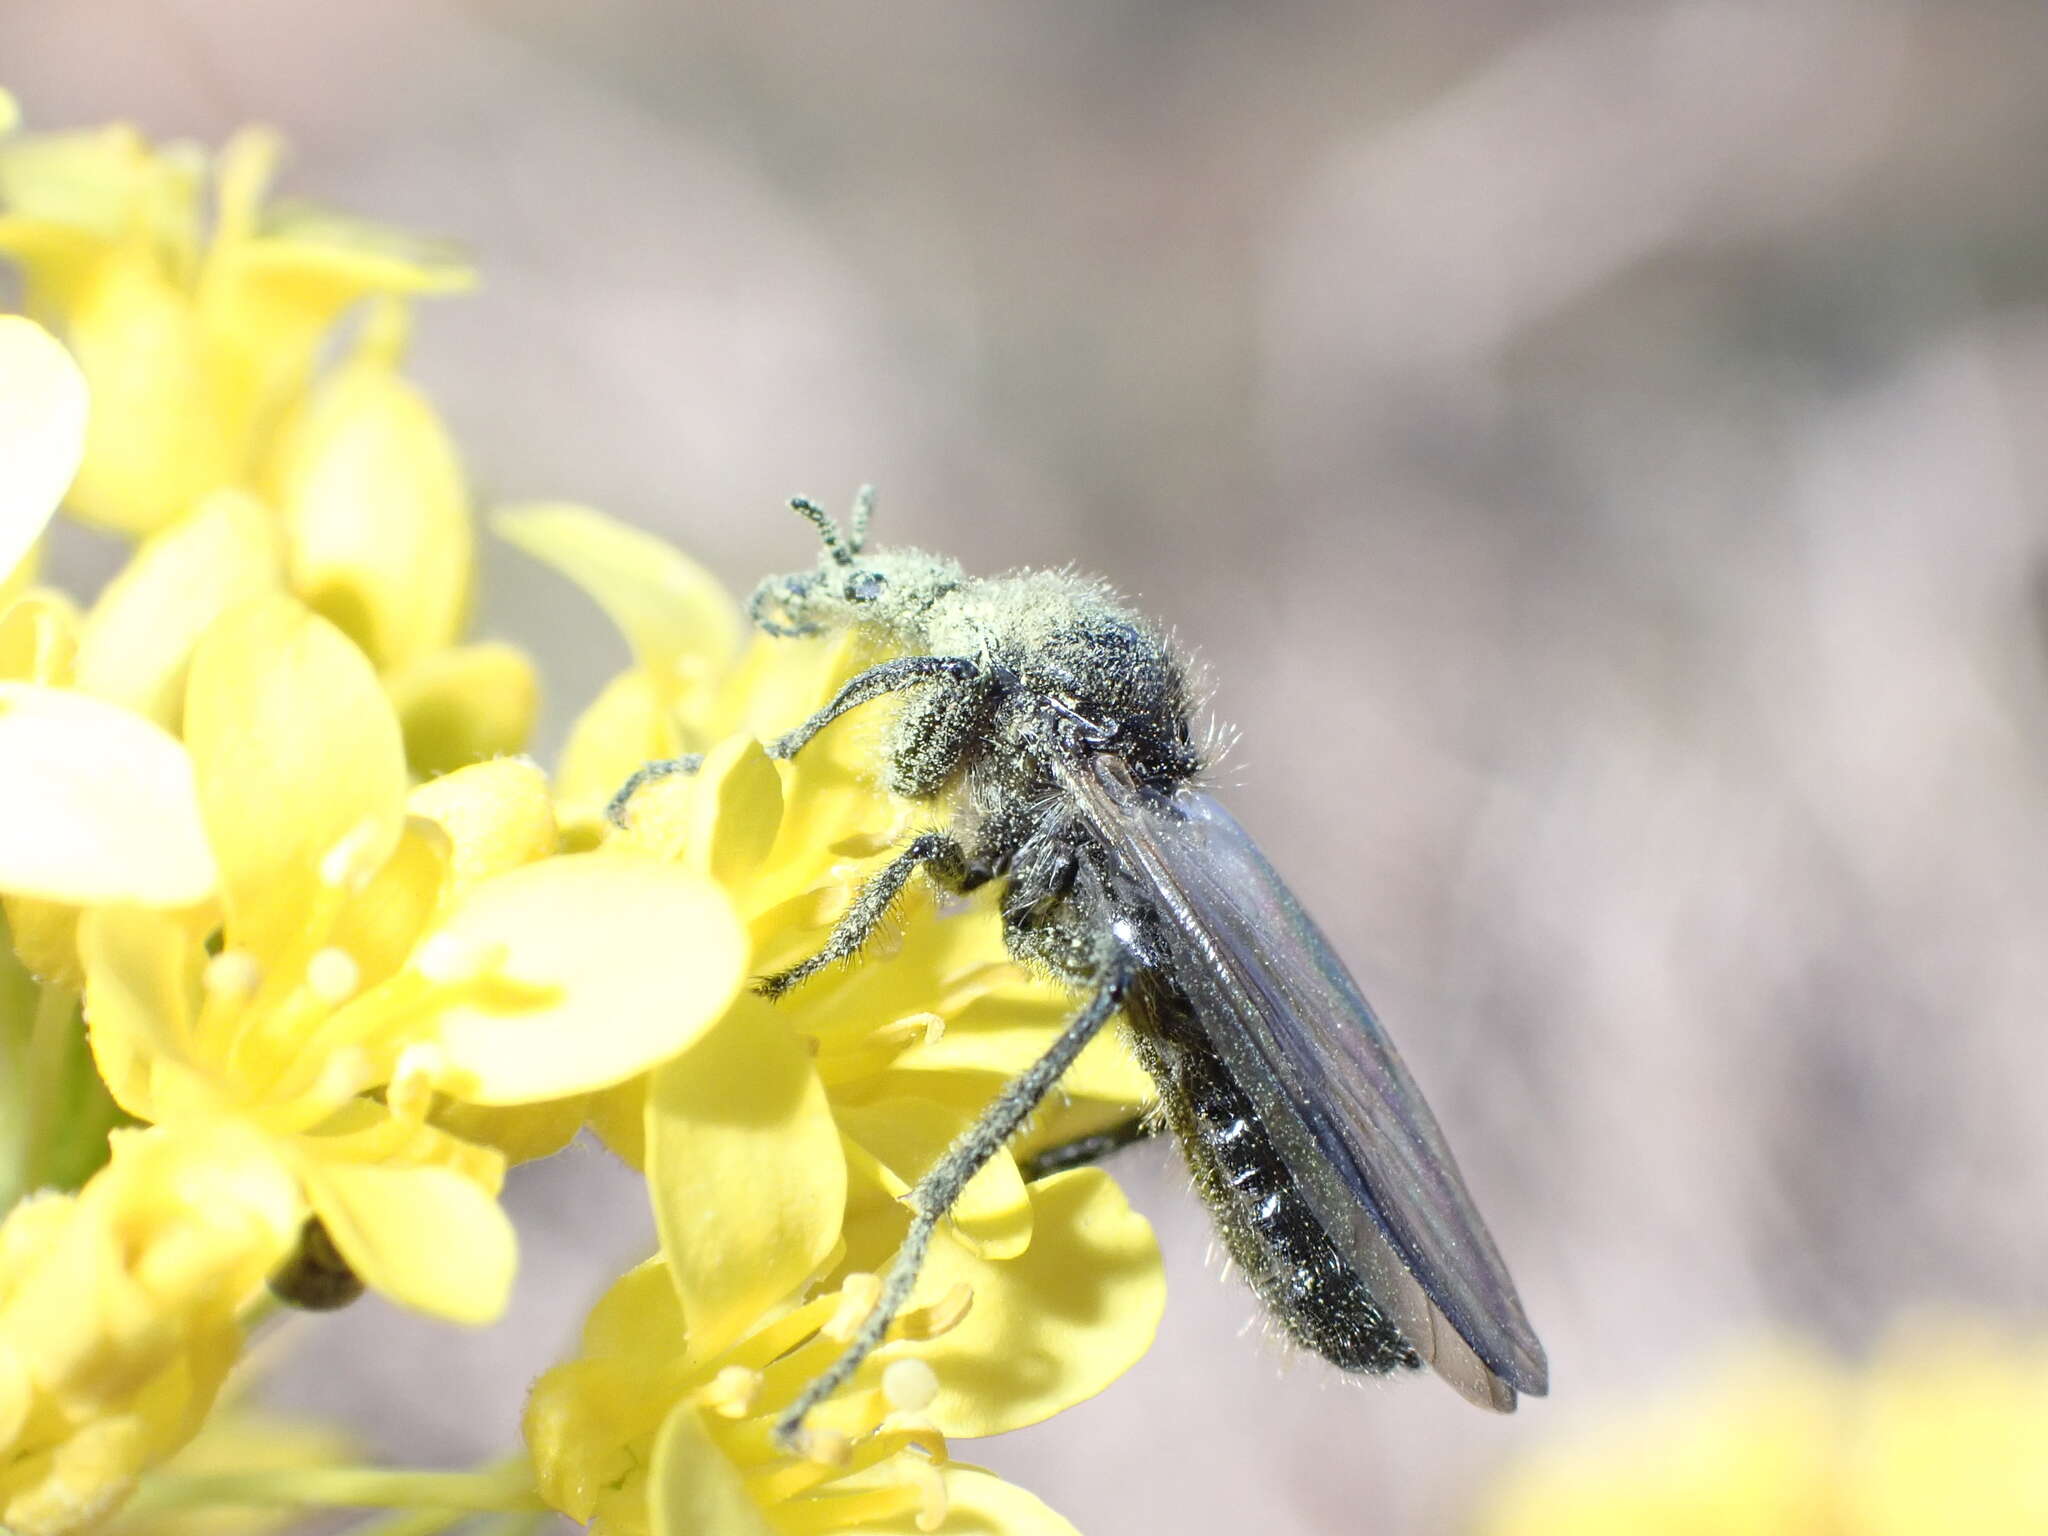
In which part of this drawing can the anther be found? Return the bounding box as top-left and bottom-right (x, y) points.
(305, 947), (360, 1005)
(202, 949), (263, 1001)
(387, 1042), (448, 1119)
(881, 1358), (939, 1415)
(825, 1274), (883, 1343)
(802, 1427), (852, 1467)
(699, 1365), (762, 1419)
(891, 1283), (974, 1343)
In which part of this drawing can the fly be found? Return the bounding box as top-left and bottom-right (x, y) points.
(612, 489), (1549, 1445)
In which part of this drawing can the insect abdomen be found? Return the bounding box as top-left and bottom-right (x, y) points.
(1125, 982), (1420, 1376)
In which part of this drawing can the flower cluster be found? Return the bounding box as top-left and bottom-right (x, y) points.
(0, 101), (1162, 1536)
(1479, 1324), (2048, 1536)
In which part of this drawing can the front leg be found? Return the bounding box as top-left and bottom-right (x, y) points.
(767, 655), (978, 761)
(756, 831), (980, 999)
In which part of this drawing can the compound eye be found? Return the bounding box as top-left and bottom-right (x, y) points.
(845, 571), (887, 603)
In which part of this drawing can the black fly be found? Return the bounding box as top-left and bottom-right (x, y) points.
(612, 489), (1548, 1446)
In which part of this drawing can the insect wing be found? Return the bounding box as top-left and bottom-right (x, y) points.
(1067, 758), (1548, 1409)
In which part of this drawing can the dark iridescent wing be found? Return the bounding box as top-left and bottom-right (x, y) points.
(1064, 756), (1548, 1409)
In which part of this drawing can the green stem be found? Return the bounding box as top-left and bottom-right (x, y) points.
(22, 984), (75, 1188)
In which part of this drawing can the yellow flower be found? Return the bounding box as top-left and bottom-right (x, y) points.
(2, 595), (748, 1325)
(0, 313), (87, 587)
(1477, 1324), (2048, 1536)
(0, 1122), (303, 1536)
(495, 502), (741, 830)
(527, 1167), (1161, 1536)
(0, 118), (466, 536)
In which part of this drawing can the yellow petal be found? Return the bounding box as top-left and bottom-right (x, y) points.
(296, 1156), (514, 1324)
(839, 1463), (1082, 1536)
(837, 1097), (1031, 1261)
(0, 315), (88, 580)
(557, 669), (683, 813)
(63, 250), (239, 536)
(388, 642), (539, 779)
(267, 307), (472, 671)
(324, 815), (450, 995)
(648, 1401), (777, 1536)
(407, 758), (557, 892)
(495, 504), (740, 688)
(647, 994), (845, 1364)
(587, 1075), (647, 1170)
(0, 590), (81, 685)
(184, 597), (407, 958)
(0, 684), (217, 906)
(865, 1169), (1164, 1438)
(622, 736), (783, 891)
(431, 1094), (590, 1167)
(894, 1004), (1155, 1111)
(424, 853), (748, 1104)
(76, 907), (218, 1122)
(73, 490), (284, 729)
(3, 894), (82, 990)
(235, 203), (473, 308)
(0, 90), (17, 135)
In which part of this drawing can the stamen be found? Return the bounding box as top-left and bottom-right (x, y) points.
(698, 1366), (761, 1420)
(318, 817), (388, 891)
(881, 1358), (939, 1415)
(203, 948), (264, 1001)
(890, 1284), (974, 1343)
(908, 1456), (949, 1533)
(387, 1042), (449, 1120)
(305, 947), (360, 1005)
(802, 1427), (852, 1467)
(873, 1012), (945, 1049)
(824, 1275), (883, 1343)
(313, 1046), (374, 1105)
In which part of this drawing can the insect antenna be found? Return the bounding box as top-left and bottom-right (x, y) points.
(790, 496), (856, 566)
(848, 484), (875, 553)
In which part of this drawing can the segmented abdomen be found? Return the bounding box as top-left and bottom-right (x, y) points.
(1125, 978), (1419, 1376)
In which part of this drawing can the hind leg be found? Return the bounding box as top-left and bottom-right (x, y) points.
(774, 954), (1133, 1451)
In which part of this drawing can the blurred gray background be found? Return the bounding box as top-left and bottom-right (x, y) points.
(10, 2), (2048, 1532)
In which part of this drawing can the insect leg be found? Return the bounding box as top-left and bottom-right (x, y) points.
(756, 831), (974, 999)
(1018, 1113), (1159, 1181)
(606, 753), (706, 829)
(765, 655), (978, 760)
(774, 954), (1134, 1452)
